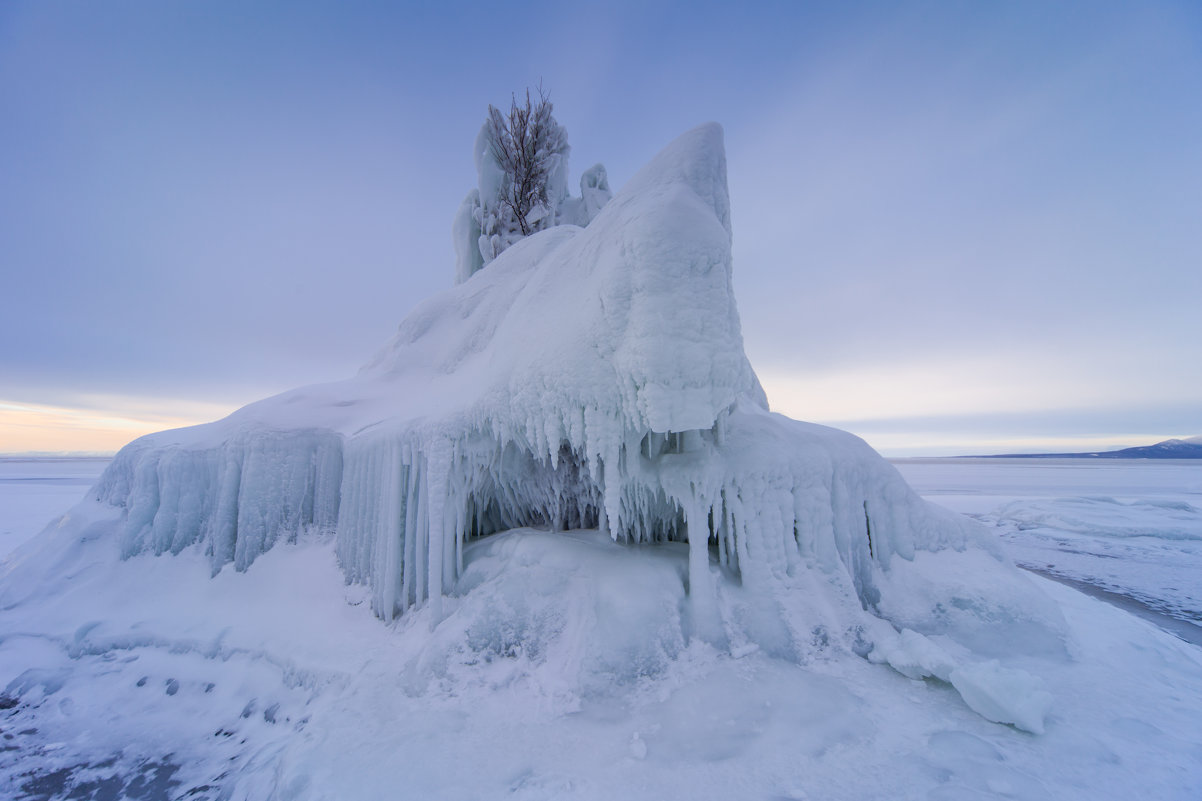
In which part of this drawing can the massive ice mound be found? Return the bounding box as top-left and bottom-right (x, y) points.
(81, 123), (1064, 731)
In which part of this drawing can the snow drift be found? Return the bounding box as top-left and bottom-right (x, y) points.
(67, 123), (1064, 731)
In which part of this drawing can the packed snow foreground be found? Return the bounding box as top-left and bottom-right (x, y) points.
(3, 125), (1200, 800)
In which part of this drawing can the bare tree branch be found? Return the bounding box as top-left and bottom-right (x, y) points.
(487, 87), (564, 237)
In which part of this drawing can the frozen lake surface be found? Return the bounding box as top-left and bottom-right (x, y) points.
(893, 458), (1202, 642)
(891, 457), (1202, 516)
(0, 458), (110, 559)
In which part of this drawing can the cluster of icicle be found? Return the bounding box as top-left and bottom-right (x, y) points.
(96, 393), (964, 640)
(97, 430), (343, 570)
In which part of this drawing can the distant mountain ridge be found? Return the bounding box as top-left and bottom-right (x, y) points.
(974, 436), (1202, 459)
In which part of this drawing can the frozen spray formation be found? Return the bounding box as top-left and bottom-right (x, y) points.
(90, 124), (1062, 732)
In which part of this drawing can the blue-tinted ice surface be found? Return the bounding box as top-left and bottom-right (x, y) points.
(895, 458), (1202, 634)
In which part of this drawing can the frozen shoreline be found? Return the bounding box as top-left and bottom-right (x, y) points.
(893, 456), (1202, 646)
(1020, 565), (1202, 647)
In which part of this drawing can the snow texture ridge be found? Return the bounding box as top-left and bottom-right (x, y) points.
(66, 123), (1064, 733)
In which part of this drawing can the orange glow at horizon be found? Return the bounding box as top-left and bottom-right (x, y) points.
(0, 398), (239, 453)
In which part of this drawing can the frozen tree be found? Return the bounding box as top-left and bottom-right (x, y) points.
(486, 88), (569, 237)
(466, 88), (570, 273)
(453, 90), (610, 284)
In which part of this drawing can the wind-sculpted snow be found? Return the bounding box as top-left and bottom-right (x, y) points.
(62, 123), (1066, 733)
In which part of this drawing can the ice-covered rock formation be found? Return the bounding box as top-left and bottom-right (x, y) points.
(83, 123), (1064, 732)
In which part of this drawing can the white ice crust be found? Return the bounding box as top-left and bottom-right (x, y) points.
(74, 123), (1066, 732)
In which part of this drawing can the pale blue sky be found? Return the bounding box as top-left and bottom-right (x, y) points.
(2, 1), (1199, 455)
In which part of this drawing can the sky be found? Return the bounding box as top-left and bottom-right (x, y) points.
(2, 0), (1199, 457)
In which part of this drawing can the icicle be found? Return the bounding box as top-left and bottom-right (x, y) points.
(212, 450), (241, 570)
(364, 443), (383, 581)
(424, 438), (452, 622)
(347, 446), (366, 578)
(863, 500), (875, 560)
(455, 496), (465, 578)
(379, 443), (405, 621)
(781, 489), (801, 574)
(685, 489), (722, 644)
(415, 458), (427, 605)
(403, 448), (419, 608)
(444, 479), (460, 589)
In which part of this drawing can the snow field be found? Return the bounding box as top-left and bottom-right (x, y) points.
(3, 509), (1200, 799)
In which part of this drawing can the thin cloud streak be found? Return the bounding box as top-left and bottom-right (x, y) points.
(0, 397), (238, 454)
